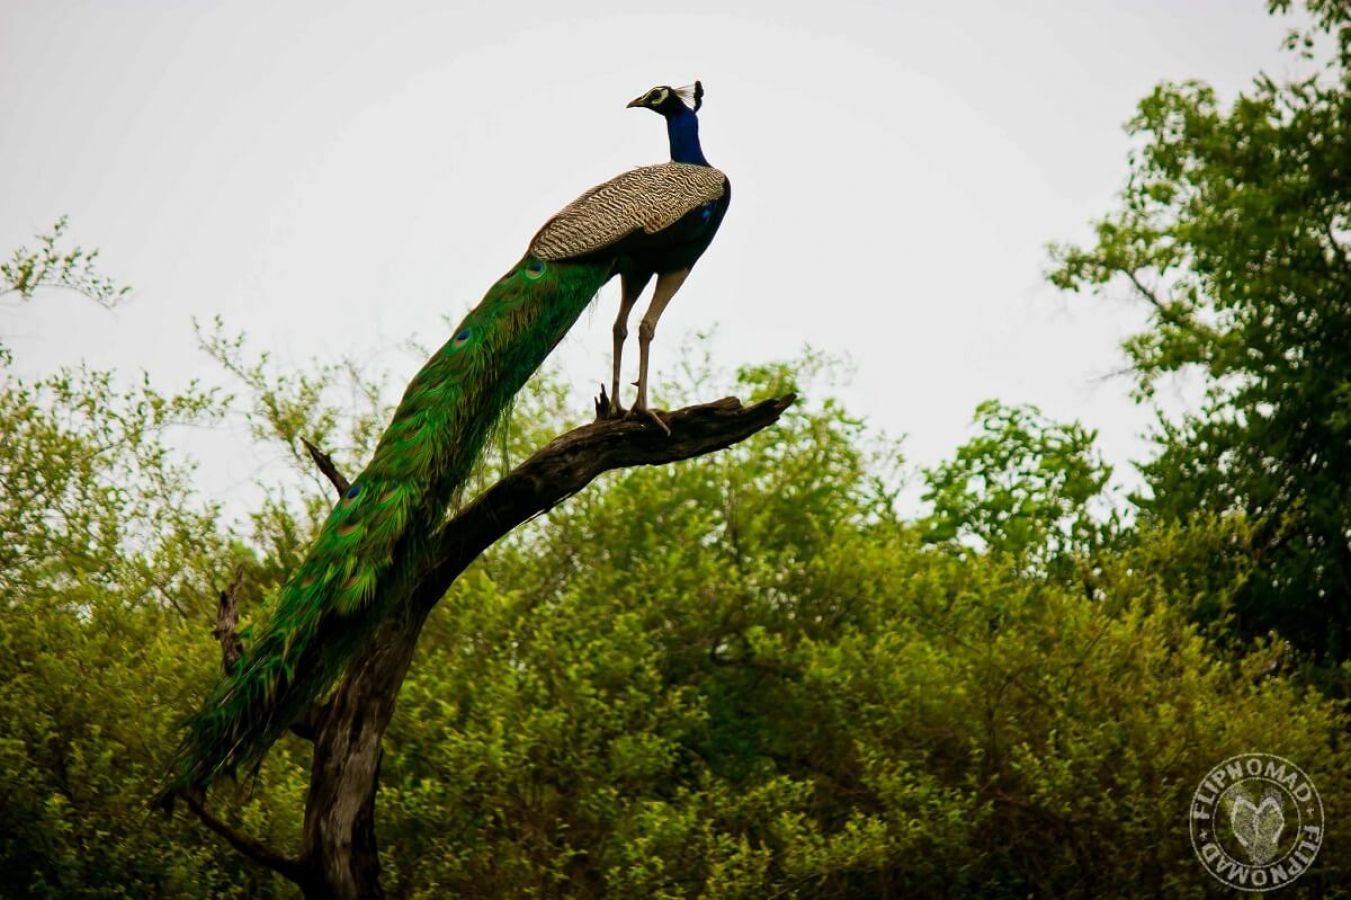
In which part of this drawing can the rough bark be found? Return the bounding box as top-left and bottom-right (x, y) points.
(205, 395), (794, 898)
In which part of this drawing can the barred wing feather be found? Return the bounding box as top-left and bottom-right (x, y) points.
(529, 162), (727, 261)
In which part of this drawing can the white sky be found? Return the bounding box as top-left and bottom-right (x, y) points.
(0, 0), (1307, 516)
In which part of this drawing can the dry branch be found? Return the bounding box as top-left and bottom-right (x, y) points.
(183, 791), (308, 886)
(197, 395), (794, 898)
(301, 437), (351, 496)
(212, 566), (245, 674)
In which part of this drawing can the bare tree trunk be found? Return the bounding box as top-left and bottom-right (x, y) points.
(300, 618), (410, 899)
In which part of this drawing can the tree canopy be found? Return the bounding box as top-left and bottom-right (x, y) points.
(1050, 0), (1351, 665)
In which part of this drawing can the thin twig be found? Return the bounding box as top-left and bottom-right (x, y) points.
(182, 791), (308, 885)
(1123, 269), (1163, 309)
(150, 576), (193, 622)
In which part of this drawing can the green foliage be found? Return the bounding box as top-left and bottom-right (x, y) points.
(0, 352), (304, 897)
(1049, 1), (1351, 662)
(370, 371), (1349, 897)
(0, 365), (230, 605)
(0, 216), (129, 308)
(6, 10), (1351, 889)
(921, 400), (1114, 570)
(0, 216), (131, 364)
(6, 307), (1347, 895)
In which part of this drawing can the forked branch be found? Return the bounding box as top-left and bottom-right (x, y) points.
(197, 395), (797, 899)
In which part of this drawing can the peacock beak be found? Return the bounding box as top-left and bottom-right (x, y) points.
(626, 95), (646, 109)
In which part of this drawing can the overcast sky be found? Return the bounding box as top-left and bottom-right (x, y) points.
(0, 0), (1308, 516)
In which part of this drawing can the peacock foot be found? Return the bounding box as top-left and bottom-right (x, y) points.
(626, 404), (671, 436)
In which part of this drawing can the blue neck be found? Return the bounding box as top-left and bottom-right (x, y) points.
(666, 108), (709, 166)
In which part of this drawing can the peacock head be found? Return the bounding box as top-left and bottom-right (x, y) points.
(627, 81), (703, 117)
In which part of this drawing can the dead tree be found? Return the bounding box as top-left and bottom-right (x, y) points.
(184, 395), (795, 898)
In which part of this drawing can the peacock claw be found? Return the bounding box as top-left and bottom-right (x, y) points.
(627, 405), (671, 436)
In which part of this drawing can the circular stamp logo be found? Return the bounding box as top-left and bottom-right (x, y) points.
(1190, 753), (1324, 892)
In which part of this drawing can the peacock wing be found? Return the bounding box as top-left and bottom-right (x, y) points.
(529, 162), (727, 261)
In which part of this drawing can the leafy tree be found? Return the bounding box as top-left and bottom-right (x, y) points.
(0, 221), (303, 896)
(921, 399), (1115, 573)
(0, 216), (128, 308)
(0, 216), (130, 365)
(1049, 0), (1351, 662)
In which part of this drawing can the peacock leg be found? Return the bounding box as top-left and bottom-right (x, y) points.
(632, 267), (690, 432)
(609, 271), (650, 417)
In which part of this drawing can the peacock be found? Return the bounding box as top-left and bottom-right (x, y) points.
(156, 81), (730, 803)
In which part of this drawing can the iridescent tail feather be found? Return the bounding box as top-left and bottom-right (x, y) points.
(156, 256), (611, 803)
